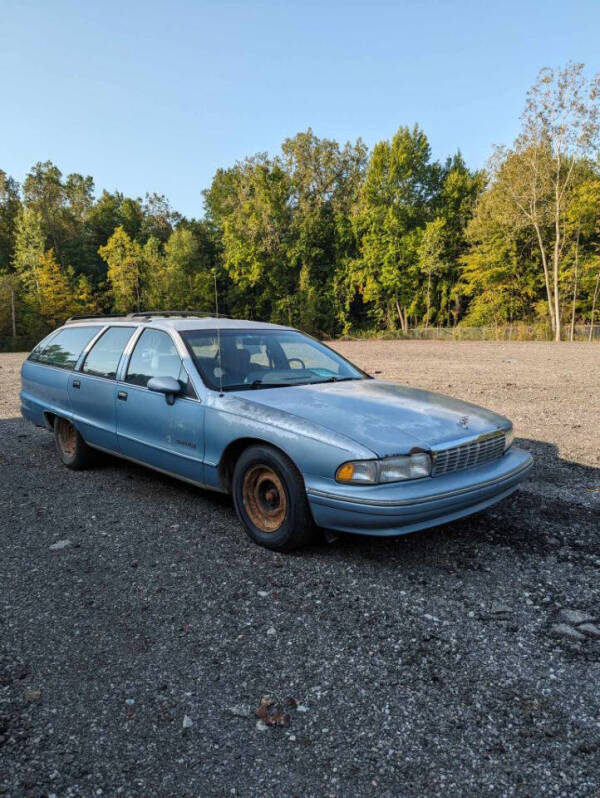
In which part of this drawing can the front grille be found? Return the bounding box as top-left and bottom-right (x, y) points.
(431, 432), (505, 477)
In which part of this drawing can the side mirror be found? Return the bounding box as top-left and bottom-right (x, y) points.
(147, 376), (182, 405)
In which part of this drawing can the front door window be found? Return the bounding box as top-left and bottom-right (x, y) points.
(125, 328), (194, 397)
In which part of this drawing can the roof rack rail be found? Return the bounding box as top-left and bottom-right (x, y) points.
(125, 310), (231, 319)
(65, 310), (235, 324)
(65, 313), (126, 323)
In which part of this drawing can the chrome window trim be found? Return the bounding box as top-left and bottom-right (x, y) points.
(23, 361), (82, 377)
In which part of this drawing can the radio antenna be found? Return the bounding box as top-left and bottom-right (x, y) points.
(214, 270), (223, 395)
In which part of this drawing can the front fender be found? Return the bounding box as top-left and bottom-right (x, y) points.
(202, 393), (376, 489)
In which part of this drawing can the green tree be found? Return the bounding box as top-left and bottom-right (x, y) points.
(37, 249), (74, 328)
(351, 125), (439, 331)
(163, 227), (199, 307)
(563, 177), (600, 338)
(140, 193), (179, 243)
(206, 155), (294, 322)
(492, 63), (600, 340)
(436, 154), (484, 323)
(12, 207), (45, 299)
(417, 218), (447, 327)
(0, 171), (21, 272)
(282, 129), (366, 333)
(0, 273), (19, 339)
(22, 161), (65, 258)
(98, 226), (143, 312)
(459, 181), (540, 326)
(73, 274), (100, 317)
(140, 236), (167, 309)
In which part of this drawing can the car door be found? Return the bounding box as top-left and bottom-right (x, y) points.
(68, 325), (136, 451)
(116, 327), (205, 484)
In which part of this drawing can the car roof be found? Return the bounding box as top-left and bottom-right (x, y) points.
(63, 315), (293, 332)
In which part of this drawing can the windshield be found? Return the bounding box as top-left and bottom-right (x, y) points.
(181, 328), (367, 391)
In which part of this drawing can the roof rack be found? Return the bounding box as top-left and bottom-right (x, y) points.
(65, 310), (233, 324)
(125, 310), (232, 319)
(65, 313), (126, 323)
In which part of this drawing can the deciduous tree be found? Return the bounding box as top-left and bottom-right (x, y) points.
(492, 63), (600, 339)
(98, 226), (143, 312)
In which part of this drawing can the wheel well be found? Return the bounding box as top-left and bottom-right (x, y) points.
(43, 411), (56, 430)
(218, 437), (286, 492)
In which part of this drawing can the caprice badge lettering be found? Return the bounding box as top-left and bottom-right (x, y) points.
(176, 439), (197, 449)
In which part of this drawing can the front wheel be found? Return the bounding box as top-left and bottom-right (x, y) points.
(54, 417), (94, 470)
(232, 445), (316, 551)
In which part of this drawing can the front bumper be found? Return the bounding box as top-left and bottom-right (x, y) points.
(306, 447), (533, 536)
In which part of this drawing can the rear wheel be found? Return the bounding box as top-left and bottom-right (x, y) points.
(232, 445), (316, 551)
(54, 417), (94, 470)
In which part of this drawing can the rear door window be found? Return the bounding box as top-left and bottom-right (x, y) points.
(81, 326), (135, 379)
(31, 326), (103, 370)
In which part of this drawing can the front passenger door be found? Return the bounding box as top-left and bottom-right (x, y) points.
(116, 328), (205, 483)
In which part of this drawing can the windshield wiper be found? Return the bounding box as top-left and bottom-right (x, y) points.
(306, 376), (358, 385)
(249, 379), (299, 389)
(222, 380), (297, 391)
(223, 376), (360, 392)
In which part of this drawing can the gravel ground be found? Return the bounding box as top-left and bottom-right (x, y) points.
(1, 342), (599, 798)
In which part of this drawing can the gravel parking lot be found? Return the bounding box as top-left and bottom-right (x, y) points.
(1, 341), (599, 798)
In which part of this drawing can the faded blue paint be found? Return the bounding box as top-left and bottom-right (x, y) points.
(20, 317), (533, 537)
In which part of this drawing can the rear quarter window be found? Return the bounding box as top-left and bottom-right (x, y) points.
(30, 326), (103, 370)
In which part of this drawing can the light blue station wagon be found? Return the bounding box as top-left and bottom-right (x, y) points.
(20, 312), (533, 551)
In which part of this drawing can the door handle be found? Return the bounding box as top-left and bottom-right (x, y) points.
(72, 379), (80, 389)
(117, 391), (128, 401)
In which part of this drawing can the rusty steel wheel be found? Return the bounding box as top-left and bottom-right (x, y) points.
(233, 445), (316, 551)
(53, 416), (93, 469)
(56, 418), (77, 458)
(242, 465), (288, 533)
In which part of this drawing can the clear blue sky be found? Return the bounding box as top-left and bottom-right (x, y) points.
(1, 0), (597, 218)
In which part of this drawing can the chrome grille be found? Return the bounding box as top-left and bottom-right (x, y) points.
(432, 432), (505, 477)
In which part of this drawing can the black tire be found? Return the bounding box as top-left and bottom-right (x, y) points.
(232, 445), (316, 551)
(53, 417), (94, 470)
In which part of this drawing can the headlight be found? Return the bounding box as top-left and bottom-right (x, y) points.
(504, 427), (515, 451)
(336, 453), (432, 484)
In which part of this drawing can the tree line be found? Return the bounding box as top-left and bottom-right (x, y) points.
(1, 62), (599, 346)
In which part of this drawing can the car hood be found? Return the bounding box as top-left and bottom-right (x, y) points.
(237, 379), (509, 457)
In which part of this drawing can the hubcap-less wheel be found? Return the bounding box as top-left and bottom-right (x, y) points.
(56, 418), (77, 459)
(242, 465), (287, 533)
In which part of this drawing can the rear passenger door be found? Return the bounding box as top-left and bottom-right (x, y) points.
(116, 328), (205, 483)
(68, 326), (136, 451)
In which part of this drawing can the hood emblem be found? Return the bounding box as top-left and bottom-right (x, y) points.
(458, 416), (470, 429)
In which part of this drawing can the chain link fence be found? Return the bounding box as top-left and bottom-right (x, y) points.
(339, 324), (600, 342)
